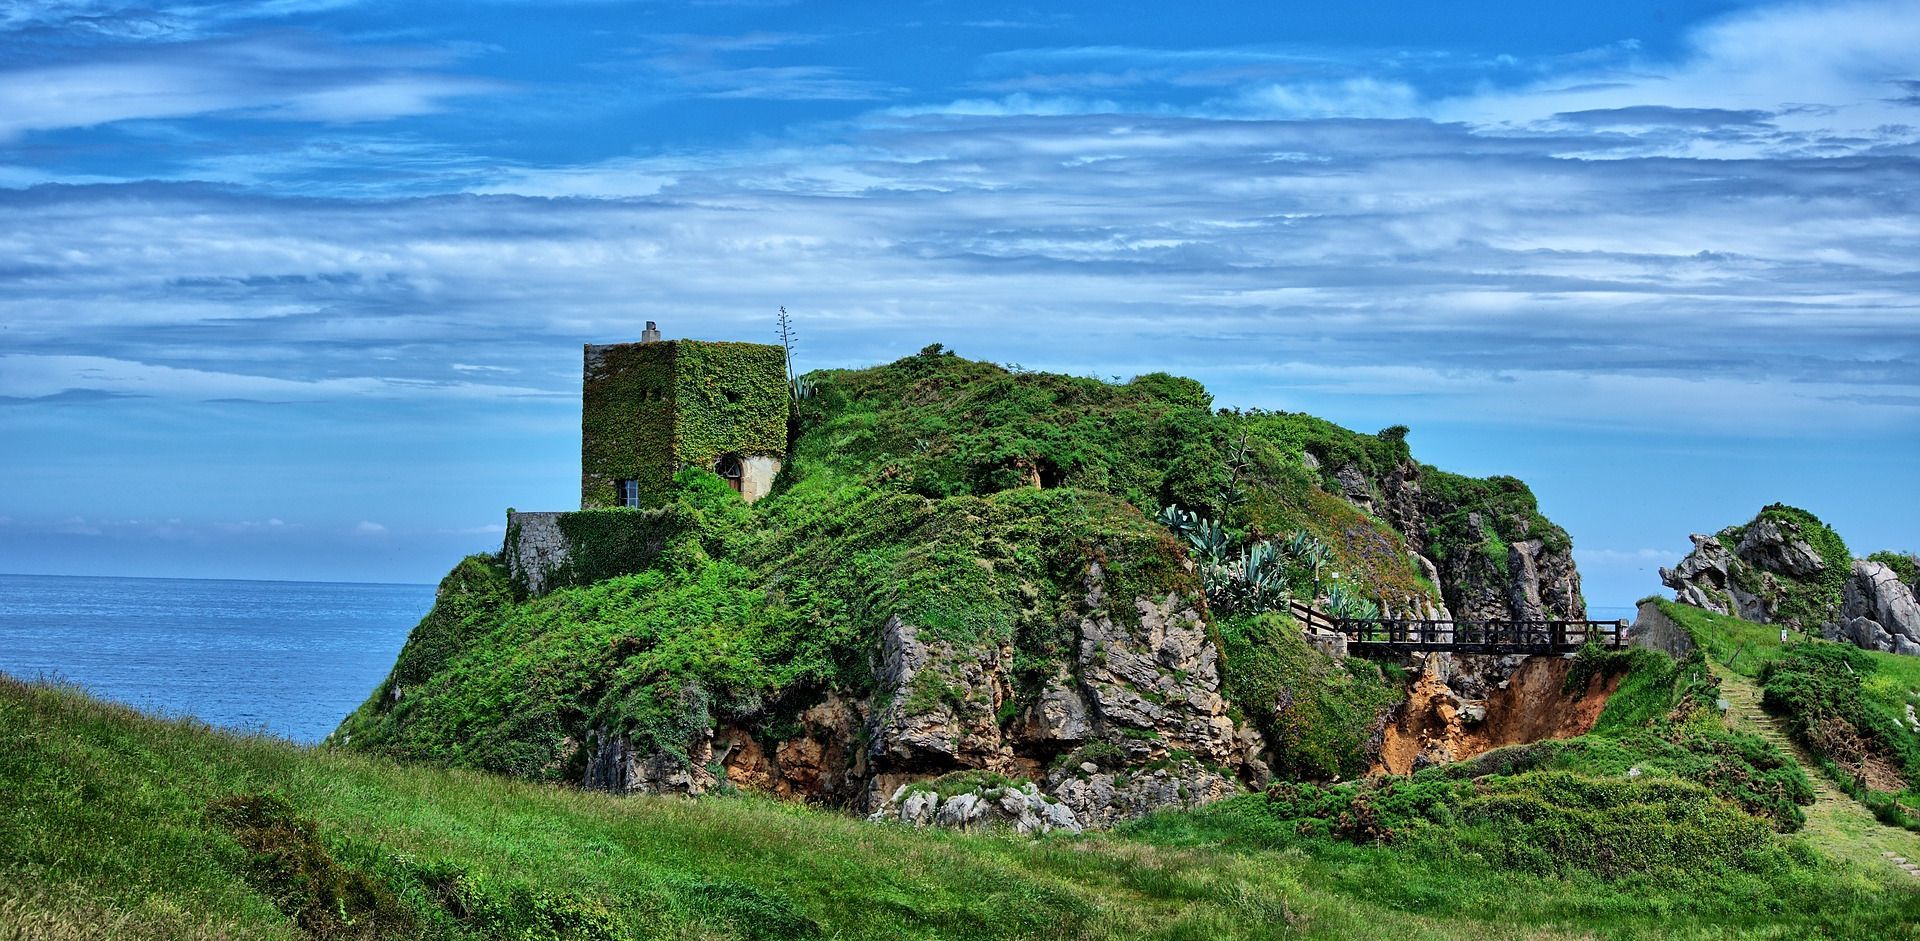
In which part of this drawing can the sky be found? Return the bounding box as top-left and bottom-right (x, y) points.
(0, 0), (1915, 608)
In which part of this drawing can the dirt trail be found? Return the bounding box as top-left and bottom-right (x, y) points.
(1711, 664), (1920, 881)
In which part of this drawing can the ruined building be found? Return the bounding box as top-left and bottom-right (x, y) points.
(504, 322), (789, 595)
(580, 323), (788, 507)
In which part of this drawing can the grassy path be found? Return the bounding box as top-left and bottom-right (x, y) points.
(1712, 663), (1920, 879)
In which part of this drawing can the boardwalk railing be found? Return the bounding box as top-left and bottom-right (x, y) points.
(1330, 616), (1629, 655)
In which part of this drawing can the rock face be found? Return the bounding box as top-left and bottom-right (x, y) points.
(1367, 460), (1584, 622)
(1839, 560), (1920, 656)
(859, 563), (1241, 826)
(583, 695), (868, 802)
(586, 561), (1247, 827)
(870, 778), (1082, 835)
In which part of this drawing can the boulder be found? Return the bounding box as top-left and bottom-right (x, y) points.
(1844, 560), (1920, 644)
(870, 779), (1082, 835)
(1844, 616), (1894, 653)
(1736, 517), (1827, 579)
(1627, 600), (1697, 660)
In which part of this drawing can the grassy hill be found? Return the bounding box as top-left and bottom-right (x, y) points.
(332, 348), (1581, 798)
(5, 674), (1919, 941)
(1654, 599), (1920, 830)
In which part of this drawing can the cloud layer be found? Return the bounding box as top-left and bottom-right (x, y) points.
(0, 0), (1916, 588)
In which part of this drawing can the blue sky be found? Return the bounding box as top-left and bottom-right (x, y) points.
(0, 0), (1916, 608)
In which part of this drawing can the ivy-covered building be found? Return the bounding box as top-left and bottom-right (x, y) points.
(504, 324), (788, 596)
(579, 327), (788, 508)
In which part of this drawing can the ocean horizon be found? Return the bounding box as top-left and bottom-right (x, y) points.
(0, 572), (435, 744)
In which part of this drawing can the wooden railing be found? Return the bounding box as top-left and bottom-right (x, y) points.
(1332, 617), (1630, 654)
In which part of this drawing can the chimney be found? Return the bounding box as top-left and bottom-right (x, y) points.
(641, 321), (661, 343)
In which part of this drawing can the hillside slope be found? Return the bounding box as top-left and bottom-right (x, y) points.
(6, 676), (1918, 941)
(334, 348), (1586, 819)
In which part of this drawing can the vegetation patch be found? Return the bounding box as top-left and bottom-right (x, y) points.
(206, 793), (416, 939)
(1216, 612), (1402, 780)
(1761, 642), (1920, 826)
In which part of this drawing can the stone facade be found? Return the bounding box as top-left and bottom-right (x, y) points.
(503, 511), (568, 597)
(579, 334), (788, 509)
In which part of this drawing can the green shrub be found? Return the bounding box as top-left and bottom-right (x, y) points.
(1260, 769), (1792, 879)
(1761, 643), (1920, 797)
(1216, 613), (1401, 780)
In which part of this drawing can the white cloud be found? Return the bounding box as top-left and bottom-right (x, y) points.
(0, 33), (502, 139)
(354, 520), (386, 535)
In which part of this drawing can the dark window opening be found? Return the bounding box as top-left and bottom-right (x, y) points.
(714, 454), (743, 493)
(617, 479), (641, 507)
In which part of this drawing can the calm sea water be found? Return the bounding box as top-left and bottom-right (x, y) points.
(0, 573), (433, 744)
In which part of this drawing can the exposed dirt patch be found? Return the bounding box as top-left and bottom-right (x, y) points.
(1373, 654), (1621, 775)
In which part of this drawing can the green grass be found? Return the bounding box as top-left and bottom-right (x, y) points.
(1656, 597), (1920, 832)
(1651, 599), (1788, 678)
(8, 676), (1919, 940)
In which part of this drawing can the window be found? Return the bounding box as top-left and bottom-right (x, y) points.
(714, 455), (743, 493)
(617, 479), (640, 507)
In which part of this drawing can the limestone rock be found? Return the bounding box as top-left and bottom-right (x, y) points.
(1045, 761), (1238, 829)
(1737, 518), (1828, 580)
(868, 615), (1010, 768)
(1845, 560), (1920, 646)
(870, 779), (1082, 835)
(1661, 534), (1736, 616)
(1074, 567), (1236, 766)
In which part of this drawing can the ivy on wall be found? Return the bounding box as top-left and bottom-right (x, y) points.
(507, 507), (695, 598)
(580, 340), (789, 509)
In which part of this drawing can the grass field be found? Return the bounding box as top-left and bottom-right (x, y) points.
(4, 675), (1919, 940)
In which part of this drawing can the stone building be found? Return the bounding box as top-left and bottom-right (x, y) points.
(579, 322), (788, 508)
(504, 322), (789, 596)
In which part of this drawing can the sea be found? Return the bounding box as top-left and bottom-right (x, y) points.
(0, 572), (1642, 746)
(0, 573), (434, 744)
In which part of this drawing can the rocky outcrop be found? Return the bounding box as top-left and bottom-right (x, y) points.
(584, 695), (869, 802)
(868, 616), (1013, 769)
(822, 562), (1242, 826)
(1661, 508), (1838, 631)
(1660, 506), (1919, 655)
(1839, 560), (1920, 656)
(583, 726), (718, 795)
(1372, 460), (1585, 623)
(870, 777), (1083, 834)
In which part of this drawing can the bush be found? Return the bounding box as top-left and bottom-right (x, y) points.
(1216, 613), (1401, 780)
(1261, 769), (1793, 879)
(1761, 643), (1920, 796)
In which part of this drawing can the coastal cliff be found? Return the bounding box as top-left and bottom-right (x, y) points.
(334, 347), (1592, 825)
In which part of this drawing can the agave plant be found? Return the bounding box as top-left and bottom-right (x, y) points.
(1279, 530), (1333, 598)
(1185, 517), (1231, 569)
(1157, 504), (1199, 539)
(1326, 583), (1380, 622)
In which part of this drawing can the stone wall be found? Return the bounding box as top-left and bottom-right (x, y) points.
(504, 511), (570, 597)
